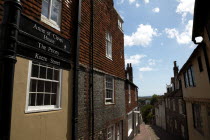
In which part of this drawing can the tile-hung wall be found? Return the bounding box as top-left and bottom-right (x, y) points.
(76, 0), (126, 139)
(0, 0), (77, 140)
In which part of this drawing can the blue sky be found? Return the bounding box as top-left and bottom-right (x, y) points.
(114, 0), (196, 96)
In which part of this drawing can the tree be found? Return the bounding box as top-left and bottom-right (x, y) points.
(141, 104), (153, 124)
(150, 94), (158, 105)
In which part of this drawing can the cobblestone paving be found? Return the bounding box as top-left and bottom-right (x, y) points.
(134, 123), (183, 140)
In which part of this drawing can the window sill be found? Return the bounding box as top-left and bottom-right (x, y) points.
(105, 102), (115, 105)
(128, 129), (133, 136)
(106, 56), (113, 61)
(118, 27), (124, 33)
(25, 107), (62, 114)
(41, 15), (61, 31)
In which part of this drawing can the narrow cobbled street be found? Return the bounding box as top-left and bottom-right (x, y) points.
(134, 123), (183, 140)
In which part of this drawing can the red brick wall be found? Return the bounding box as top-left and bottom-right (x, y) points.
(125, 82), (138, 113)
(0, 0), (78, 60)
(79, 0), (125, 79)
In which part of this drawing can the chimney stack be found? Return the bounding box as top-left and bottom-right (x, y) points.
(125, 63), (133, 82)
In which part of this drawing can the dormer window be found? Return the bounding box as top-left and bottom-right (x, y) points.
(118, 19), (123, 30)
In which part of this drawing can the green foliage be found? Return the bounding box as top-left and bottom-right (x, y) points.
(150, 94), (158, 105)
(141, 104), (153, 124)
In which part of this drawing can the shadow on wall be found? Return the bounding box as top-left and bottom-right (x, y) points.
(150, 125), (184, 140)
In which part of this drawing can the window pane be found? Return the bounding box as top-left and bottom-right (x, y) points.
(51, 7), (59, 23)
(37, 80), (45, 92)
(44, 94), (51, 105)
(188, 69), (193, 86)
(45, 81), (52, 92)
(29, 93), (36, 106)
(54, 70), (59, 81)
(52, 82), (58, 93)
(51, 94), (57, 105)
(191, 67), (196, 86)
(30, 79), (37, 92)
(47, 68), (53, 80)
(52, 0), (61, 9)
(40, 66), (46, 79)
(36, 93), (44, 106)
(41, 0), (50, 17)
(31, 64), (39, 77)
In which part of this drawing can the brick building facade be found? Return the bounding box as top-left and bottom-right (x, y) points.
(76, 0), (126, 139)
(125, 63), (140, 140)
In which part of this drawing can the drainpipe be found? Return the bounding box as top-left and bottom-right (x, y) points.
(202, 43), (210, 83)
(72, 0), (82, 139)
(90, 0), (94, 139)
(0, 1), (22, 140)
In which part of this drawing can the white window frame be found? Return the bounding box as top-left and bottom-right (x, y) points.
(107, 125), (115, 140)
(135, 109), (138, 126)
(128, 84), (131, 104)
(128, 111), (133, 136)
(25, 61), (62, 113)
(116, 121), (123, 140)
(105, 76), (114, 104)
(118, 19), (123, 31)
(41, 0), (62, 31)
(106, 32), (112, 60)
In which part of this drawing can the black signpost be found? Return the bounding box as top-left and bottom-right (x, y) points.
(17, 15), (71, 70)
(0, 1), (22, 140)
(0, 1), (71, 140)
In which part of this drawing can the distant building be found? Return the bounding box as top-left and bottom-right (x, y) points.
(155, 96), (166, 130)
(155, 62), (188, 139)
(125, 63), (140, 140)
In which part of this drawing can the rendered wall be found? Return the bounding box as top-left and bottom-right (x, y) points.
(10, 57), (73, 140)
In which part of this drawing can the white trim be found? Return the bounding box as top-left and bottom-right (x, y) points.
(41, 15), (61, 31)
(105, 76), (114, 104)
(105, 32), (112, 60)
(25, 61), (63, 113)
(25, 61), (32, 112)
(25, 107), (62, 114)
(41, 0), (62, 31)
(107, 125), (115, 140)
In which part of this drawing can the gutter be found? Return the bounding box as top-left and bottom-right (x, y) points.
(72, 0), (82, 139)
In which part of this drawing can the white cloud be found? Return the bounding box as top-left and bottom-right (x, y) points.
(125, 54), (147, 65)
(143, 0), (149, 4)
(152, 7), (160, 13)
(148, 59), (156, 66)
(176, 0), (195, 22)
(129, 0), (136, 4)
(125, 24), (158, 47)
(136, 3), (140, 8)
(117, 0), (125, 4)
(165, 20), (193, 44)
(139, 67), (153, 72)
